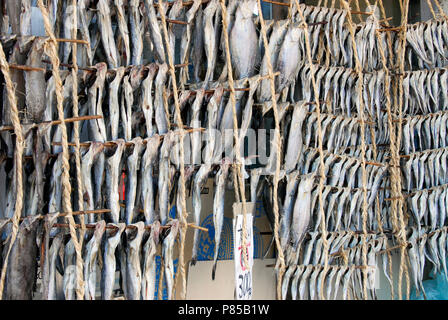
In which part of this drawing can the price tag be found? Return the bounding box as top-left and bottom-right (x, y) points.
(233, 203), (254, 300)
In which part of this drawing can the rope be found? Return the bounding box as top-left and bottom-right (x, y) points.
(426, 0), (437, 19)
(0, 45), (25, 301)
(219, 0), (250, 275)
(256, 0), (285, 300)
(37, 0), (84, 300)
(433, 0), (448, 19)
(157, 0), (188, 300)
(71, 0), (87, 262)
(293, 1), (330, 300)
(374, 24), (397, 301)
(396, 0), (411, 300)
(340, 0), (370, 300)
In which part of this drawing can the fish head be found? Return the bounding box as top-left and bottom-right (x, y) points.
(152, 221), (161, 245)
(21, 214), (42, 232)
(94, 220), (106, 239)
(237, 0), (257, 20)
(146, 63), (159, 79)
(95, 62), (108, 80)
(130, 66), (146, 89)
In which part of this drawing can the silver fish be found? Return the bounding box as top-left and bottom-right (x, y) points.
(258, 20), (289, 102)
(276, 24), (304, 96)
(141, 135), (162, 225)
(41, 213), (60, 300)
(142, 221), (161, 300)
(125, 222), (145, 300)
(97, 0), (119, 68)
(24, 38), (46, 123)
(230, 0), (258, 79)
(114, 0), (131, 66)
(159, 132), (175, 226)
(106, 140), (125, 224)
(144, 0), (166, 63)
(63, 239), (76, 300)
(88, 63), (108, 143)
(126, 138), (145, 224)
(46, 232), (64, 300)
(163, 219), (179, 300)
(82, 143), (104, 223)
(79, 0), (94, 65)
(109, 67), (126, 141)
(290, 173), (315, 251)
(84, 221), (106, 300)
(202, 0), (219, 86)
(101, 223), (126, 300)
(212, 161), (231, 280)
(179, 0), (202, 86)
(154, 64), (169, 135)
(284, 103), (308, 173)
(280, 170), (300, 252)
(141, 64), (158, 138)
(129, 0), (145, 66)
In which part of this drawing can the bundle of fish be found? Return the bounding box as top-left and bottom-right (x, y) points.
(289, 4), (392, 72)
(404, 18), (448, 71)
(407, 226), (448, 299)
(302, 112), (390, 152)
(402, 67), (448, 115)
(407, 184), (448, 231)
(0, 214), (180, 300)
(280, 231), (388, 300)
(294, 65), (388, 121)
(402, 111), (448, 154)
(402, 147), (448, 191)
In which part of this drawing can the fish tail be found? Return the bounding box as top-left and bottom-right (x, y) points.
(212, 261), (217, 281)
(190, 257), (197, 266)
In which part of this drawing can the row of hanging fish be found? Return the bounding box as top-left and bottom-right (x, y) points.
(402, 147), (448, 191)
(403, 67), (448, 115)
(402, 111), (448, 153)
(0, 215), (180, 300)
(407, 183), (448, 231)
(280, 230), (388, 300)
(407, 226), (448, 299)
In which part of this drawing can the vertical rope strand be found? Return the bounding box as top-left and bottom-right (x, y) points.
(256, 0), (285, 300)
(396, 0), (411, 300)
(71, 0), (86, 256)
(37, 0), (84, 300)
(341, 0), (370, 300)
(0, 43), (25, 300)
(219, 0), (250, 274)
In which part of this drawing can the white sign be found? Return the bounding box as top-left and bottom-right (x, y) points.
(233, 211), (254, 300)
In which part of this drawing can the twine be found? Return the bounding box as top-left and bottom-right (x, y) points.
(340, 0), (371, 300)
(0, 44), (25, 300)
(256, 0), (285, 300)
